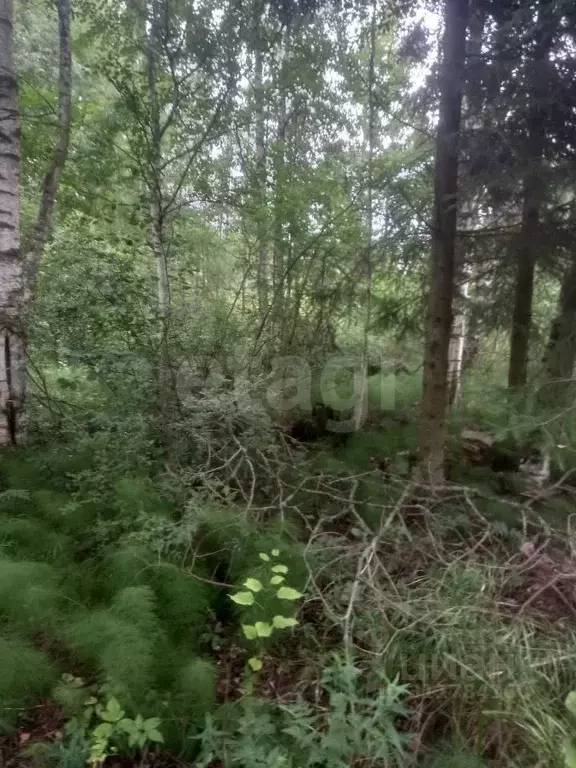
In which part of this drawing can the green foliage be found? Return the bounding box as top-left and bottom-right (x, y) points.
(0, 559), (62, 635)
(54, 677), (163, 765)
(564, 692), (576, 767)
(0, 634), (57, 729)
(197, 656), (412, 767)
(86, 697), (163, 764)
(0, 472), (219, 754)
(229, 550), (303, 674)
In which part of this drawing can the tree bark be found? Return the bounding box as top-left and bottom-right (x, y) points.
(144, 0), (179, 443)
(507, 14), (552, 390)
(146, 0), (171, 320)
(419, 0), (469, 483)
(354, 0), (376, 430)
(539, 253), (576, 403)
(507, 174), (541, 389)
(24, 0), (72, 294)
(447, 1), (483, 407)
(0, 0), (26, 444)
(254, 6), (268, 321)
(447, 275), (468, 405)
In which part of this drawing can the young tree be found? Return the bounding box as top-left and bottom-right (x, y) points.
(24, 0), (72, 294)
(419, 0), (469, 482)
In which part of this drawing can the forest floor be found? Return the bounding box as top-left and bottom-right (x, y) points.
(1, 413), (576, 767)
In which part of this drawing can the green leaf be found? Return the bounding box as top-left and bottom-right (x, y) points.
(144, 718), (163, 743)
(229, 591), (255, 606)
(271, 564), (288, 574)
(259, 553), (270, 562)
(255, 621), (273, 637)
(242, 624), (258, 640)
(92, 722), (113, 740)
(272, 615), (298, 629)
(271, 549), (280, 557)
(243, 578), (263, 592)
(277, 586), (303, 600)
(248, 657), (263, 671)
(567, 691), (576, 717)
(100, 697), (124, 722)
(563, 739), (576, 768)
(270, 575), (285, 585)
(118, 719), (138, 736)
(146, 728), (164, 744)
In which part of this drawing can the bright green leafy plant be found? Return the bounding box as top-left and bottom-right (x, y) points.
(54, 675), (163, 766)
(229, 549), (302, 672)
(87, 697), (163, 765)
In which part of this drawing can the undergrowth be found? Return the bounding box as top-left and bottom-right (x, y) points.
(2, 400), (576, 767)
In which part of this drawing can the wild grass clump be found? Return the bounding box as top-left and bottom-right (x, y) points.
(302, 473), (576, 767)
(379, 563), (575, 765)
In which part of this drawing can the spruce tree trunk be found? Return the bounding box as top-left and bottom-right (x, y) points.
(540, 254), (576, 403)
(508, 175), (541, 388)
(507, 18), (551, 390)
(419, 0), (469, 483)
(0, 0), (26, 444)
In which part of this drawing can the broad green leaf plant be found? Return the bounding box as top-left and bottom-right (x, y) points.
(88, 697), (163, 765)
(229, 549), (302, 673)
(56, 674), (164, 766)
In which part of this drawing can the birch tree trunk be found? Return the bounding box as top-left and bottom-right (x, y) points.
(144, 0), (178, 437)
(272, 72), (286, 347)
(24, 0), (72, 295)
(146, 0), (171, 320)
(418, 0), (469, 482)
(447, 2), (483, 407)
(0, 0), (26, 444)
(254, 6), (268, 321)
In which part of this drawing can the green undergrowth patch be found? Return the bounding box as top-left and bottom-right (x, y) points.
(0, 450), (307, 757)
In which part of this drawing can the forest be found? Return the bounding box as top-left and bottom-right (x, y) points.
(0, 0), (576, 764)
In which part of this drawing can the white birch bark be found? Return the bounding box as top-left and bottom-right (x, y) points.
(0, 0), (26, 444)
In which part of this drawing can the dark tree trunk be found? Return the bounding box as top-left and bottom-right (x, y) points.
(539, 254), (576, 403)
(419, 0), (469, 483)
(507, 15), (552, 390)
(508, 175), (541, 388)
